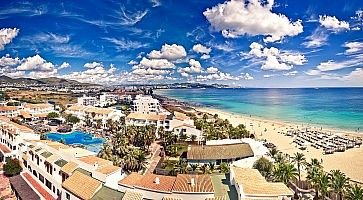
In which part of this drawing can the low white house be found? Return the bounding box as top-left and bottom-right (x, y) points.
(0, 106), (20, 118)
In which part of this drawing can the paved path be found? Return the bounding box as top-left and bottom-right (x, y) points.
(145, 142), (161, 174)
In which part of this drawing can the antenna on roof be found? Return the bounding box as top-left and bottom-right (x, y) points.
(190, 178), (195, 186)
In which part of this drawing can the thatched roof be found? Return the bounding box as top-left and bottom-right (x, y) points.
(187, 143), (254, 160)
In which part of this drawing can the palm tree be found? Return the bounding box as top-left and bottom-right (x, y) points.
(98, 143), (113, 160)
(330, 170), (350, 200)
(318, 173), (330, 199)
(208, 162), (215, 173)
(190, 164), (198, 173)
(201, 164), (209, 174)
(268, 147), (280, 161)
(273, 162), (298, 184)
(292, 152), (306, 182)
(307, 166), (324, 200)
(346, 184), (363, 200)
(220, 162), (230, 173)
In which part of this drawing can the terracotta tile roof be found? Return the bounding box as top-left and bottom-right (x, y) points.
(23, 172), (56, 200)
(118, 173), (144, 187)
(33, 113), (48, 118)
(135, 174), (176, 192)
(20, 111), (32, 118)
(174, 123), (197, 129)
(9, 174), (40, 200)
(231, 167), (293, 197)
(61, 161), (79, 175)
(24, 103), (53, 109)
(0, 116), (10, 121)
(122, 190), (143, 200)
(172, 174), (214, 193)
(0, 106), (17, 111)
(162, 197), (182, 200)
(78, 155), (113, 168)
(0, 117), (34, 133)
(96, 165), (121, 175)
(62, 171), (102, 200)
(0, 143), (11, 153)
(127, 112), (166, 121)
(187, 143), (254, 160)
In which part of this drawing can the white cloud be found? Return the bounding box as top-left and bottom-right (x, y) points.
(150, 0), (161, 7)
(206, 66), (219, 74)
(148, 44), (187, 60)
(118, 7), (148, 26)
(132, 68), (169, 76)
(84, 62), (103, 69)
(263, 74), (275, 78)
(319, 15), (350, 32)
(17, 55), (55, 72)
(248, 42), (306, 71)
(344, 42), (363, 54)
(33, 33), (70, 44)
(203, 0), (303, 42)
(342, 68), (363, 84)
(61, 64), (119, 84)
(59, 62), (70, 69)
(137, 57), (175, 69)
(283, 71), (298, 76)
(104, 37), (149, 50)
(200, 54), (211, 60)
(239, 72), (254, 80)
(192, 44), (211, 54)
(316, 59), (362, 72)
(178, 59), (203, 74)
(128, 60), (138, 65)
(0, 28), (19, 50)
(302, 28), (328, 48)
(261, 55), (292, 71)
(0, 54), (22, 67)
(196, 72), (239, 81)
(305, 69), (321, 76)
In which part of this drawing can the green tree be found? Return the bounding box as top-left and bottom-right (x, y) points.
(317, 172), (330, 199)
(268, 147), (280, 161)
(220, 162), (230, 173)
(47, 112), (59, 119)
(98, 143), (113, 161)
(59, 138), (66, 144)
(190, 164), (198, 173)
(40, 134), (47, 140)
(273, 162), (298, 184)
(65, 114), (80, 124)
(3, 158), (22, 177)
(307, 166), (324, 200)
(346, 184), (363, 200)
(253, 157), (273, 179)
(292, 152), (306, 182)
(330, 169), (350, 200)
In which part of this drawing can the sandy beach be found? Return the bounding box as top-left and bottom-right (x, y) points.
(196, 107), (363, 183)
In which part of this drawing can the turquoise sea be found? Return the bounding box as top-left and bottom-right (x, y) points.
(155, 88), (363, 132)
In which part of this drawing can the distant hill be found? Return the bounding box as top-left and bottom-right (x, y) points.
(0, 75), (99, 86)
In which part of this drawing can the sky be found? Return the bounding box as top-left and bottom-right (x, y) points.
(0, 0), (362, 87)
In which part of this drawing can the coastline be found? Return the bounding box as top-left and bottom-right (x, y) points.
(194, 106), (363, 182)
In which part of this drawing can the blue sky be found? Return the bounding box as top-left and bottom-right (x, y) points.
(0, 0), (362, 87)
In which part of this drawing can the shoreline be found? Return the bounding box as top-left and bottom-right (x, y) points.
(193, 106), (363, 182)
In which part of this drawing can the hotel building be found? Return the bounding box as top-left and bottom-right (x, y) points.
(66, 104), (124, 128)
(0, 116), (40, 163)
(77, 95), (98, 107)
(131, 95), (161, 114)
(0, 106), (20, 118)
(23, 103), (55, 119)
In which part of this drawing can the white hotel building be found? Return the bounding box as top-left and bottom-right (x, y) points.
(131, 95), (161, 114)
(0, 116), (40, 163)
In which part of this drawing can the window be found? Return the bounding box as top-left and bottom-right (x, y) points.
(66, 193), (70, 200)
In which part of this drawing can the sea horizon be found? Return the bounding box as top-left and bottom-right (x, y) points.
(155, 88), (363, 133)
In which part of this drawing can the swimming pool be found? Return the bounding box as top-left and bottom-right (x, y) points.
(46, 131), (105, 153)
